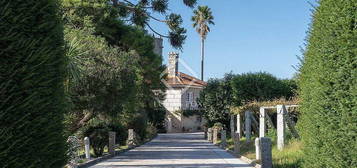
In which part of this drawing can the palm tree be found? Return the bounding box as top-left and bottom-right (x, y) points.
(192, 6), (214, 81)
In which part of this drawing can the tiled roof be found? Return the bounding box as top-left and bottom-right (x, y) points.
(166, 72), (207, 87)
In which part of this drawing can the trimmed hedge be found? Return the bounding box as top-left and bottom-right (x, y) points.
(0, 0), (67, 167)
(231, 72), (297, 106)
(298, 0), (357, 167)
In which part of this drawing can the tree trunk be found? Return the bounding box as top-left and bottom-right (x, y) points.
(201, 38), (205, 81)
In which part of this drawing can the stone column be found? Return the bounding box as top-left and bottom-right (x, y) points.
(259, 107), (266, 138)
(207, 128), (213, 142)
(277, 105), (286, 150)
(167, 116), (172, 133)
(234, 132), (240, 156)
(255, 138), (261, 160)
(84, 137), (90, 160)
(128, 129), (135, 148)
(260, 137), (273, 168)
(245, 111), (252, 142)
(230, 115), (235, 139)
(236, 114), (241, 138)
(204, 127), (208, 139)
(67, 136), (80, 168)
(213, 128), (219, 144)
(220, 130), (227, 149)
(108, 131), (116, 155)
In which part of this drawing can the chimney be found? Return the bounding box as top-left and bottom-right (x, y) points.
(153, 37), (163, 56)
(168, 52), (179, 77)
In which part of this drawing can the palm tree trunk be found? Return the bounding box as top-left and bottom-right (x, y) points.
(201, 37), (205, 81)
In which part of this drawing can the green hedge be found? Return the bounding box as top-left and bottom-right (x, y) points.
(298, 0), (357, 167)
(0, 0), (67, 167)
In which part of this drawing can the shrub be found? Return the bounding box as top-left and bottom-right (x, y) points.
(127, 114), (148, 141)
(231, 72), (296, 106)
(0, 0), (67, 167)
(198, 74), (234, 128)
(298, 0), (357, 167)
(108, 123), (127, 146)
(83, 123), (110, 157)
(146, 123), (158, 140)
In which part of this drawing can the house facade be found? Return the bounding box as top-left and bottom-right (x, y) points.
(162, 52), (207, 133)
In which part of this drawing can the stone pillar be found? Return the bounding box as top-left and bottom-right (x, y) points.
(167, 116), (172, 133)
(230, 115), (235, 139)
(236, 114), (241, 138)
(108, 131), (116, 155)
(67, 136), (80, 168)
(277, 105), (286, 150)
(245, 111), (252, 142)
(259, 107), (266, 138)
(234, 133), (240, 156)
(207, 128), (213, 142)
(255, 138), (261, 160)
(213, 128), (219, 144)
(260, 137), (273, 168)
(204, 127), (207, 139)
(220, 130), (227, 149)
(128, 129), (135, 148)
(84, 137), (90, 160)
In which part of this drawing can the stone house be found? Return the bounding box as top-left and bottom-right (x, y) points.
(162, 52), (207, 133)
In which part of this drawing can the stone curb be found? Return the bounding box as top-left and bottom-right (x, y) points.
(78, 135), (157, 168)
(212, 141), (262, 168)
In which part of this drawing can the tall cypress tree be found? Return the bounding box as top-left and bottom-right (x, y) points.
(299, 0), (357, 167)
(0, 0), (67, 167)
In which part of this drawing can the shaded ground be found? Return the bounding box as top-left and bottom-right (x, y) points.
(89, 132), (253, 168)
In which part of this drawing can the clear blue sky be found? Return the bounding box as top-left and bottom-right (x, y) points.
(149, 0), (313, 80)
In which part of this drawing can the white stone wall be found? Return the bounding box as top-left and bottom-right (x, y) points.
(162, 87), (205, 133)
(181, 88), (201, 110)
(162, 88), (182, 132)
(182, 115), (205, 132)
(162, 88), (182, 112)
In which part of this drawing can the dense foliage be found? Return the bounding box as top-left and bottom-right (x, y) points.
(0, 0), (67, 167)
(298, 0), (357, 167)
(198, 74), (234, 128)
(231, 72), (296, 106)
(199, 72), (296, 129)
(61, 0), (168, 155)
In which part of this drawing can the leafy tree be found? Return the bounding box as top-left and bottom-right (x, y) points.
(199, 72), (296, 129)
(192, 6), (215, 80)
(0, 0), (67, 167)
(231, 72), (296, 106)
(63, 19), (139, 133)
(62, 1), (166, 142)
(298, 0), (357, 167)
(198, 74), (234, 128)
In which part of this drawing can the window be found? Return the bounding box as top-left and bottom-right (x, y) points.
(186, 92), (191, 102)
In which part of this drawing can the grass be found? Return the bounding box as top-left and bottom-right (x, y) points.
(222, 137), (303, 168)
(271, 139), (303, 168)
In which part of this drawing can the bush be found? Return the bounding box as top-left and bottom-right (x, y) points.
(83, 123), (110, 157)
(107, 123), (127, 146)
(0, 0), (67, 167)
(298, 0), (357, 167)
(198, 74), (234, 128)
(231, 72), (296, 106)
(146, 123), (158, 140)
(127, 114), (148, 141)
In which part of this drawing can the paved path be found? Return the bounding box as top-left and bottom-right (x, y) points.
(89, 132), (253, 168)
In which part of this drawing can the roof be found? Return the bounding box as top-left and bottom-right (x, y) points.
(166, 72), (207, 88)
